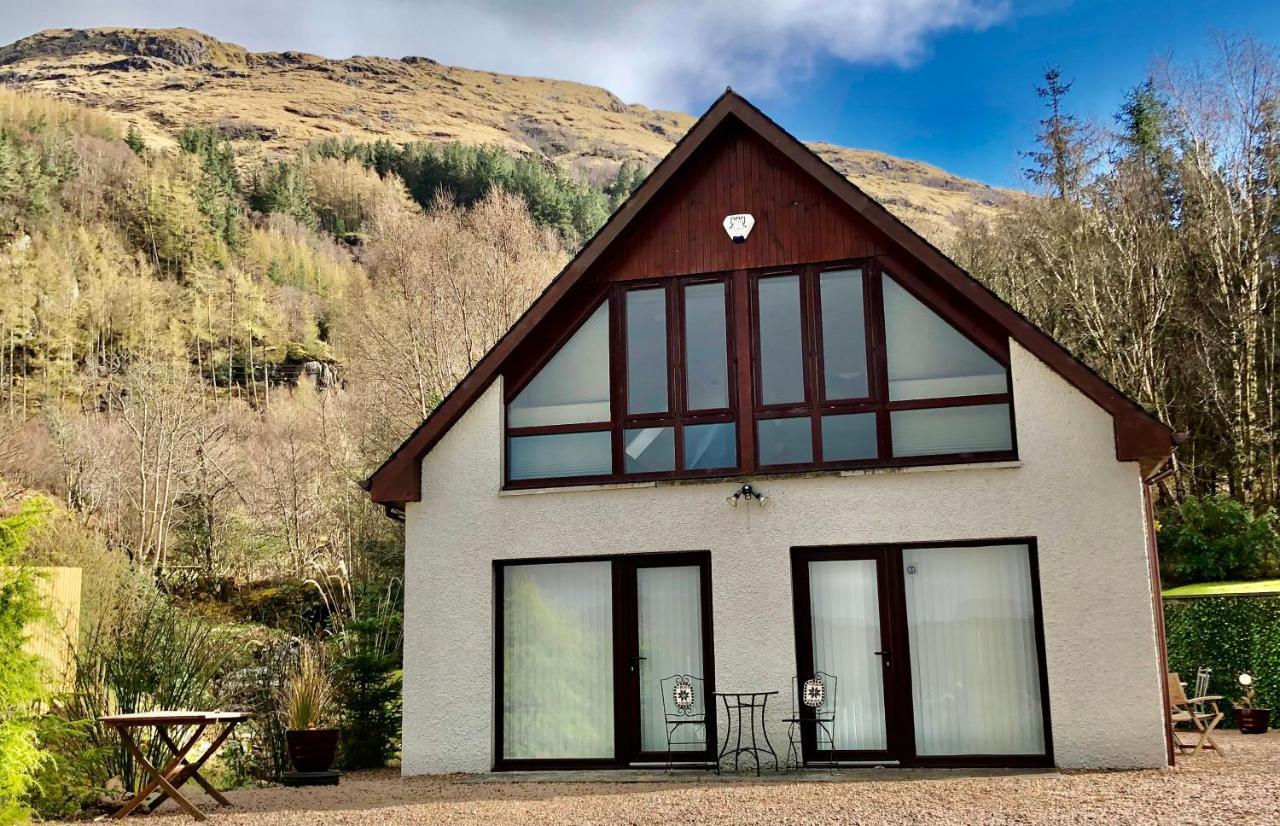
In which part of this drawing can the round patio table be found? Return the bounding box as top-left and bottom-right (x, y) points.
(713, 691), (779, 775)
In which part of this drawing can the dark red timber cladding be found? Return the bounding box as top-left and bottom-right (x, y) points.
(602, 121), (880, 279)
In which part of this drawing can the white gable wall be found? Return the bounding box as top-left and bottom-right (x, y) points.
(401, 339), (1166, 773)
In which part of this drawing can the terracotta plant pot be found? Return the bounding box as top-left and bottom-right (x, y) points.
(286, 728), (340, 772)
(1236, 708), (1272, 734)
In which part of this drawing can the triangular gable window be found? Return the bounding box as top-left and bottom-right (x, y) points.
(507, 302), (611, 428)
(882, 275), (1007, 401)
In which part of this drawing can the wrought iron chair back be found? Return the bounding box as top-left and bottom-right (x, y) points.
(660, 674), (706, 720)
(784, 671), (839, 771)
(658, 674), (708, 772)
(792, 671), (838, 722)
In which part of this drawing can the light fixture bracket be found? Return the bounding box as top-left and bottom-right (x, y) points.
(726, 483), (767, 507)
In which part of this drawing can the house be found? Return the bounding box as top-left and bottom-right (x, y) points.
(365, 91), (1177, 773)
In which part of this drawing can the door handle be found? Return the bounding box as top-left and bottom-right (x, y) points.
(629, 656), (647, 673)
(874, 650), (891, 667)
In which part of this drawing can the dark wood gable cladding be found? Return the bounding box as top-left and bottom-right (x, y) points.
(601, 120), (882, 279)
(365, 90), (1175, 506)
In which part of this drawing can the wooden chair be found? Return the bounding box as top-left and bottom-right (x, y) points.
(1168, 672), (1225, 756)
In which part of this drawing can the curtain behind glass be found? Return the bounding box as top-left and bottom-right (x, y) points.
(808, 559), (888, 751)
(637, 566), (705, 752)
(502, 561), (615, 759)
(903, 544), (1045, 756)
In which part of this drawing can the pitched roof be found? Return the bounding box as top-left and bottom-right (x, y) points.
(365, 90), (1175, 506)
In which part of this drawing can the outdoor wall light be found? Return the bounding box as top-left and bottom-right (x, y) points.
(1239, 672), (1254, 687)
(726, 483), (767, 507)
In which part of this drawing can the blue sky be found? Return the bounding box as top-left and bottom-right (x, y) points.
(6, 1), (1280, 188)
(764, 0), (1280, 186)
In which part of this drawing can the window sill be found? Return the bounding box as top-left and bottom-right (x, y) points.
(839, 460), (1022, 477)
(499, 460), (1022, 496)
(499, 480), (660, 497)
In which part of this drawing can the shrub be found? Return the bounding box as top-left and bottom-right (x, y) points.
(1164, 595), (1280, 726)
(1157, 494), (1280, 585)
(26, 711), (109, 821)
(0, 499), (50, 825)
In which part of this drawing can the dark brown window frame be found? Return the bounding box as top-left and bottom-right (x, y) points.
(502, 256), (1018, 489)
(492, 550), (717, 771)
(789, 537), (1054, 769)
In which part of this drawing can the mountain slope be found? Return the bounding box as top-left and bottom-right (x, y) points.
(0, 27), (1014, 244)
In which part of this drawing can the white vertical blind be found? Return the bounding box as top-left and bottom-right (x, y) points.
(637, 566), (705, 752)
(903, 544), (1045, 756)
(502, 561), (615, 759)
(808, 560), (887, 751)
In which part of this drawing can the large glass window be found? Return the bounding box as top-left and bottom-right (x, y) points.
(684, 282), (730, 410)
(757, 275), (806, 405)
(502, 561), (615, 760)
(626, 289), (668, 415)
(504, 262), (1014, 485)
(819, 268), (868, 400)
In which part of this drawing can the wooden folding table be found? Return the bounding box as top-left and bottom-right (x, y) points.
(100, 710), (251, 821)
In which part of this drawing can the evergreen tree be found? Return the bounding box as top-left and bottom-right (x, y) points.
(252, 158), (318, 230)
(124, 124), (146, 155)
(1024, 66), (1091, 201)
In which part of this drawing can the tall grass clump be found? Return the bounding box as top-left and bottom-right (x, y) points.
(278, 642), (333, 731)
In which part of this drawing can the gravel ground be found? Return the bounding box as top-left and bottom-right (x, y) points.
(126, 730), (1279, 825)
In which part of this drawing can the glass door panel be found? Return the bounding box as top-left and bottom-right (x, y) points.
(501, 561), (615, 760)
(807, 559), (889, 752)
(636, 565), (706, 752)
(902, 544), (1045, 756)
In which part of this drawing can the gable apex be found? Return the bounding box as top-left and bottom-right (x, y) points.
(365, 91), (1174, 505)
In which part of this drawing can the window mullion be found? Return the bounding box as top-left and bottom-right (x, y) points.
(867, 260), (893, 461)
(609, 287), (625, 478)
(734, 269), (756, 475)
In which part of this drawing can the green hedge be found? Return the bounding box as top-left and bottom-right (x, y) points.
(1164, 596), (1280, 726)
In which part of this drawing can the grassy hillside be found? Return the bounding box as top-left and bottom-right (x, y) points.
(0, 26), (1014, 245)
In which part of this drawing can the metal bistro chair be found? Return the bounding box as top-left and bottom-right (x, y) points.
(784, 672), (838, 772)
(659, 674), (709, 772)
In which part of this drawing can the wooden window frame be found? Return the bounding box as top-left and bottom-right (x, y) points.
(750, 259), (1018, 474)
(502, 256), (1018, 489)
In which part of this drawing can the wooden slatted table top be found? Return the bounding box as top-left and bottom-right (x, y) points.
(99, 711), (252, 727)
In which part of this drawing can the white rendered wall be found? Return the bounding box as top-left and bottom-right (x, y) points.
(401, 340), (1167, 773)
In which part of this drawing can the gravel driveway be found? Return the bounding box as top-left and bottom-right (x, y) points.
(129, 730), (1278, 825)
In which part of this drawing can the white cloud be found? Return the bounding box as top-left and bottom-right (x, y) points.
(2, 1), (1011, 109)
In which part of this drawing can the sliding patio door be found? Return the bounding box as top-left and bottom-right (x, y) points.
(792, 541), (1051, 767)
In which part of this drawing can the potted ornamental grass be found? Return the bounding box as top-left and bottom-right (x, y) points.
(280, 643), (340, 773)
(1234, 672), (1271, 734)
